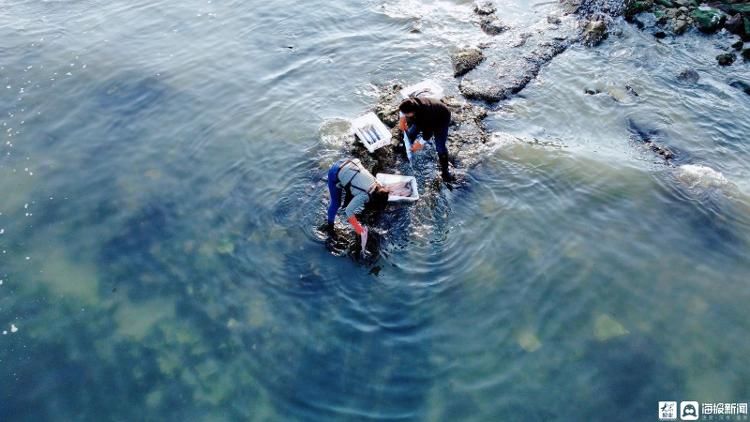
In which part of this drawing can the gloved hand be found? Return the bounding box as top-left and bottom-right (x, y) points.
(399, 116), (408, 132)
(324, 222), (335, 235)
(360, 226), (368, 255)
(411, 140), (424, 152)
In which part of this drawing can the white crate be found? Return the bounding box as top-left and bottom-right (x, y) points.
(351, 112), (392, 153)
(400, 80), (444, 100)
(376, 173), (419, 203)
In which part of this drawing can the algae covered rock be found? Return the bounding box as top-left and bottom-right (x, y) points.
(691, 7), (725, 33)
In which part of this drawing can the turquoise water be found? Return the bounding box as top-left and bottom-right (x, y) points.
(1, 0), (749, 420)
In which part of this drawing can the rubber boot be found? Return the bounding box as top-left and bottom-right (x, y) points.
(438, 153), (455, 182)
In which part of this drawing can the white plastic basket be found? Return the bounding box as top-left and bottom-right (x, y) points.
(351, 112), (392, 153)
(400, 80), (444, 100)
(376, 173), (419, 203)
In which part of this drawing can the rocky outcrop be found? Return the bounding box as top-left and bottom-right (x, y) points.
(582, 19), (608, 46)
(452, 47), (485, 77)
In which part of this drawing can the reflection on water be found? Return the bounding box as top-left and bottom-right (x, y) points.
(1, 0), (750, 420)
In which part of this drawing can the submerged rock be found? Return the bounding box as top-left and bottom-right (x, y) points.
(729, 80), (750, 95)
(627, 119), (675, 161)
(594, 314), (629, 342)
(517, 330), (542, 352)
(451, 47), (485, 77)
(677, 68), (700, 83)
(716, 52), (736, 66)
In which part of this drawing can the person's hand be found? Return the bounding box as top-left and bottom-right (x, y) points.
(360, 226), (368, 255)
(399, 116), (408, 132)
(411, 141), (424, 153)
(324, 222), (335, 235)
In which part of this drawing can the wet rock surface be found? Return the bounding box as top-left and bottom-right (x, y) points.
(473, 0), (497, 16)
(582, 19), (609, 46)
(717, 52), (737, 66)
(480, 16), (509, 35)
(452, 47), (486, 77)
(627, 119), (676, 162)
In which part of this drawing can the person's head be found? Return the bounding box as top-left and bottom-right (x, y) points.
(369, 185), (389, 213)
(399, 98), (419, 119)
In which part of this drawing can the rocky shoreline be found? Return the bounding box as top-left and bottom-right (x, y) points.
(622, 0), (750, 65)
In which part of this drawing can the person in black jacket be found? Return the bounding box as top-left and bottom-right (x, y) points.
(398, 97), (454, 182)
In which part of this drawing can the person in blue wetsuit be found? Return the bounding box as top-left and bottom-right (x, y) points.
(325, 159), (390, 252)
(398, 97), (454, 182)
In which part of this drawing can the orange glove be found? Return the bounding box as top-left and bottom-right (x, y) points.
(411, 141), (424, 152)
(348, 216), (364, 235)
(399, 116), (408, 132)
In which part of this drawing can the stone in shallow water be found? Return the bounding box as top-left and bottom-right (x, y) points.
(677, 68), (700, 83)
(451, 47), (485, 77)
(716, 52), (736, 66)
(473, 1), (496, 16)
(582, 19), (608, 46)
(480, 16), (508, 35)
(517, 329), (542, 352)
(594, 314), (629, 341)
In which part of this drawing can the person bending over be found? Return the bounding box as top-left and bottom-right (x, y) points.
(398, 97), (454, 182)
(325, 159), (395, 254)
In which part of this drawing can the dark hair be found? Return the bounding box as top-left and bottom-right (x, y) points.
(369, 185), (389, 212)
(399, 98), (419, 114)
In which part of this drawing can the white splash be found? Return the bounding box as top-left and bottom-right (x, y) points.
(676, 165), (730, 190)
(10, 324), (18, 333)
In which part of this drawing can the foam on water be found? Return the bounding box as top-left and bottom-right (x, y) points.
(676, 164), (731, 190)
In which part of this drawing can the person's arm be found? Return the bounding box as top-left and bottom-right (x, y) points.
(405, 123), (426, 152)
(345, 195), (370, 253)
